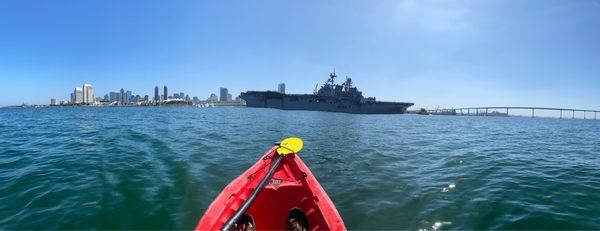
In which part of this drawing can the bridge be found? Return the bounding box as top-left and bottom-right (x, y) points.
(430, 107), (599, 119)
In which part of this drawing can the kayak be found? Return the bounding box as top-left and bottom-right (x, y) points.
(196, 139), (346, 230)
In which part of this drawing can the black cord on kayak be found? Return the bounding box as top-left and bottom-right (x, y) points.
(221, 154), (283, 231)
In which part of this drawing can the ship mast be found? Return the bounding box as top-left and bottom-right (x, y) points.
(328, 69), (337, 86)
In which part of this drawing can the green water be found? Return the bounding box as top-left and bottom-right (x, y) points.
(1, 107), (599, 230)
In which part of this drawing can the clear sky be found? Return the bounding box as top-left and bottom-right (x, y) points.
(1, 0), (599, 109)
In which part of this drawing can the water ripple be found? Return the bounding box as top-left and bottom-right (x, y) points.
(0, 107), (599, 229)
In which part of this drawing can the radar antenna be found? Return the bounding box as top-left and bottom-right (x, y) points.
(328, 69), (337, 85)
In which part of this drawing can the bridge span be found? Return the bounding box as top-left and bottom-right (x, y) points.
(430, 107), (599, 119)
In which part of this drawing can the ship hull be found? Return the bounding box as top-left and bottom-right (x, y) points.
(241, 91), (413, 114)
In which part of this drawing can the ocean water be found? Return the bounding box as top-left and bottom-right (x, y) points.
(1, 106), (599, 230)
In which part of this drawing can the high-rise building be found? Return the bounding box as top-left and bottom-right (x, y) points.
(163, 85), (168, 101)
(83, 84), (93, 104)
(144, 95), (149, 102)
(103, 94), (109, 101)
(125, 91), (132, 104)
(74, 87), (83, 104)
(109, 92), (118, 102)
(120, 88), (125, 104)
(220, 88), (228, 102)
(70, 93), (75, 103)
(278, 83), (286, 94)
(174, 93), (180, 99)
(50, 98), (57, 106)
(154, 86), (159, 101)
(116, 92), (121, 104)
(227, 93), (232, 102)
(180, 92), (185, 99)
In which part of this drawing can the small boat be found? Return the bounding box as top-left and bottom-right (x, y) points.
(197, 138), (346, 230)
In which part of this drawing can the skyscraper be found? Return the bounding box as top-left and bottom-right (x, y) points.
(120, 88), (125, 104)
(83, 84), (93, 104)
(278, 83), (286, 94)
(154, 86), (159, 101)
(125, 91), (132, 104)
(74, 87), (83, 104)
(50, 98), (57, 106)
(220, 88), (228, 102)
(109, 92), (118, 102)
(163, 85), (168, 101)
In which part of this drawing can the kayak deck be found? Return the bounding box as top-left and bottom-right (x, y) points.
(197, 147), (345, 230)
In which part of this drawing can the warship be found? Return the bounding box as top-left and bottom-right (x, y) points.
(240, 71), (414, 114)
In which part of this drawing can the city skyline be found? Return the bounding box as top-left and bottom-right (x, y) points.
(46, 82), (243, 107)
(1, 1), (599, 109)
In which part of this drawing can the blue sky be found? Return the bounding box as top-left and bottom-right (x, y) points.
(1, 0), (599, 109)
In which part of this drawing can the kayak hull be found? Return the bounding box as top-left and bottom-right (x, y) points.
(197, 147), (345, 230)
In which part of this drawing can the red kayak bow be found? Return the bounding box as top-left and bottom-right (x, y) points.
(196, 145), (346, 230)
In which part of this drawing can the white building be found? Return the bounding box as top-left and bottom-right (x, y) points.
(74, 87), (83, 104)
(83, 84), (93, 104)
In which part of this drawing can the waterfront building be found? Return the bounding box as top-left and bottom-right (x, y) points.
(103, 94), (109, 101)
(50, 98), (57, 106)
(180, 92), (185, 99)
(83, 84), (93, 104)
(278, 83), (286, 94)
(227, 93), (232, 102)
(74, 87), (83, 104)
(185, 95), (190, 102)
(193, 96), (199, 104)
(125, 91), (132, 104)
(120, 88), (125, 104)
(163, 85), (168, 101)
(116, 92), (122, 104)
(235, 96), (246, 105)
(209, 93), (218, 102)
(109, 92), (118, 102)
(174, 93), (180, 99)
(220, 88), (228, 102)
(70, 93), (75, 103)
(144, 95), (149, 102)
(154, 86), (159, 101)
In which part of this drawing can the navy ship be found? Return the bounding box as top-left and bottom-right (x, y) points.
(240, 71), (414, 114)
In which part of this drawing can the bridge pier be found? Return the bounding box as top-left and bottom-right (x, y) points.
(506, 108), (509, 116)
(486, 108), (488, 116)
(560, 110), (562, 119)
(584, 111), (586, 120)
(573, 110), (575, 119)
(532, 108), (535, 118)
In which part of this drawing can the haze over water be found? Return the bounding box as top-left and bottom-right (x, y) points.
(1, 107), (599, 230)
